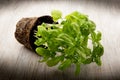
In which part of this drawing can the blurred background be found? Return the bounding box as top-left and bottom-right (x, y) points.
(0, 0), (120, 80)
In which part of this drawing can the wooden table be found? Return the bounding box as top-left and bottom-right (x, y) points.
(0, 0), (120, 80)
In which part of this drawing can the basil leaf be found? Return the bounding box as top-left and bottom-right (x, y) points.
(75, 63), (80, 75)
(58, 59), (71, 70)
(36, 47), (50, 57)
(47, 56), (63, 67)
(51, 10), (62, 21)
(34, 10), (104, 75)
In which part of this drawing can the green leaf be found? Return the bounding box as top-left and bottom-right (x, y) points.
(62, 21), (80, 38)
(57, 33), (74, 46)
(83, 58), (93, 64)
(81, 36), (88, 47)
(81, 25), (90, 36)
(34, 10), (104, 75)
(35, 25), (42, 37)
(92, 44), (104, 57)
(47, 39), (60, 52)
(47, 56), (63, 67)
(48, 29), (60, 37)
(94, 57), (102, 66)
(88, 20), (96, 32)
(65, 47), (75, 56)
(36, 47), (50, 57)
(58, 59), (71, 70)
(91, 31), (102, 42)
(75, 63), (80, 75)
(34, 38), (45, 46)
(96, 31), (102, 41)
(76, 47), (86, 59)
(51, 10), (62, 21)
(65, 11), (88, 21)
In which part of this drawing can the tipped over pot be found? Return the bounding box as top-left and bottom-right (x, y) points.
(14, 10), (104, 75)
(15, 16), (54, 50)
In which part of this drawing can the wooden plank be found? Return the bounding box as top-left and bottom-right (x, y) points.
(0, 0), (120, 80)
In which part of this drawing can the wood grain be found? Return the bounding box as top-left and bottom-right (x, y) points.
(0, 0), (120, 80)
